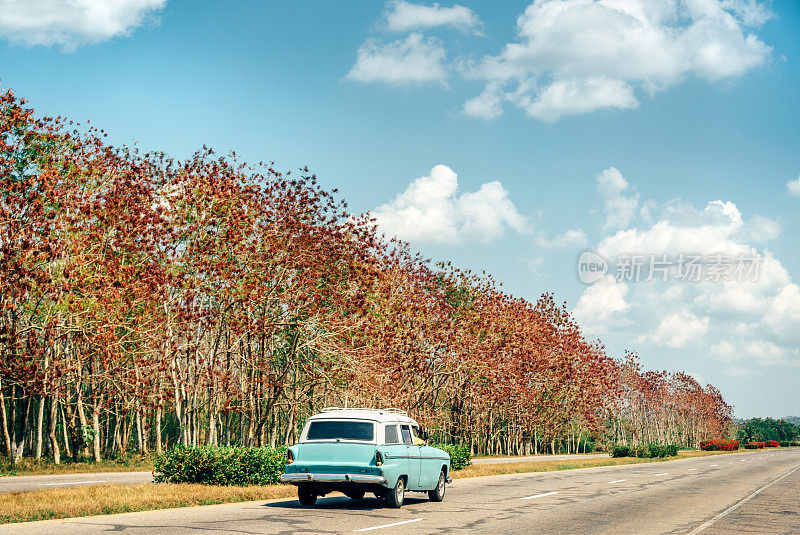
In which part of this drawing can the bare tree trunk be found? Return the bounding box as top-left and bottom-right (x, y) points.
(0, 379), (11, 457)
(60, 403), (72, 458)
(155, 404), (163, 454)
(35, 396), (45, 460)
(91, 408), (101, 462)
(12, 395), (32, 464)
(49, 395), (61, 464)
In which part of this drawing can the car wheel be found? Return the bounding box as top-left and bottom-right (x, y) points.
(298, 485), (317, 506)
(384, 477), (405, 508)
(428, 471), (446, 502)
(345, 490), (366, 500)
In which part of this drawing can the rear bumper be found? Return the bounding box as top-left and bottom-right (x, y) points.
(280, 473), (387, 485)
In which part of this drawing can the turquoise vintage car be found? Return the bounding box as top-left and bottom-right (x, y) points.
(280, 407), (451, 507)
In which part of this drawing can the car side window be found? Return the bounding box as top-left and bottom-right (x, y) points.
(385, 424), (399, 444)
(400, 425), (413, 445)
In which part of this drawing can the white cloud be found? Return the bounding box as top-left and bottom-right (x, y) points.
(787, 176), (800, 197)
(535, 228), (588, 249)
(372, 164), (529, 243)
(573, 275), (629, 331)
(651, 311), (710, 348)
(573, 166), (799, 371)
(0, 0), (165, 50)
(463, 0), (772, 120)
(763, 283), (800, 343)
(385, 1), (481, 33)
(596, 167), (640, 229)
(506, 78), (639, 122)
(346, 33), (447, 84)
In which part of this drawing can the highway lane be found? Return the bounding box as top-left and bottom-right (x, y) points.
(2, 450), (798, 534)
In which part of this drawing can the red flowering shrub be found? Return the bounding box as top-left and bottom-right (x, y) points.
(699, 439), (739, 451)
(765, 440), (779, 448)
(744, 442), (766, 449)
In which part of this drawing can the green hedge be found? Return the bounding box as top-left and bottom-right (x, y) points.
(431, 444), (472, 470)
(612, 444), (678, 459)
(153, 445), (287, 486)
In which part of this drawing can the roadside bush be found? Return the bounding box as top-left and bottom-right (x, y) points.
(791, 442), (800, 447)
(612, 446), (630, 458)
(779, 441), (791, 447)
(612, 444), (677, 458)
(153, 446), (287, 486)
(699, 439), (739, 451)
(765, 440), (779, 448)
(432, 444), (471, 470)
(744, 442), (766, 449)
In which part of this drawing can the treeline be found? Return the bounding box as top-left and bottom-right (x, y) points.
(0, 88), (732, 464)
(736, 418), (800, 443)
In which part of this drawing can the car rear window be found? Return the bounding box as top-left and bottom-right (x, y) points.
(306, 420), (374, 441)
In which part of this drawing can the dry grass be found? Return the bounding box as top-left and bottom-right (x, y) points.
(0, 483), (295, 525)
(454, 449), (739, 479)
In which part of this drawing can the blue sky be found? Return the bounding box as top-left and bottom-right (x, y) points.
(1, 0), (798, 418)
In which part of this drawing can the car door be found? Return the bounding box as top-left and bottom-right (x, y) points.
(400, 424), (422, 489)
(383, 423), (408, 486)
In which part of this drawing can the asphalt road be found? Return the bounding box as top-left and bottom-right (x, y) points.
(0, 452), (605, 493)
(0, 471), (153, 493)
(3, 449), (798, 534)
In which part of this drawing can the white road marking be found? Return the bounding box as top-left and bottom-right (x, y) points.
(607, 479), (626, 484)
(522, 491), (558, 500)
(687, 466), (800, 534)
(354, 518), (423, 532)
(654, 473), (669, 476)
(688, 468), (697, 471)
(710, 464), (718, 467)
(42, 480), (106, 486)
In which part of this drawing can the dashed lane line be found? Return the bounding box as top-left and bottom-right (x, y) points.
(521, 491), (558, 500)
(607, 479), (626, 484)
(654, 473), (669, 476)
(354, 518), (424, 532)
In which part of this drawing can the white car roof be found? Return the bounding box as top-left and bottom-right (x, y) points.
(308, 408), (419, 426)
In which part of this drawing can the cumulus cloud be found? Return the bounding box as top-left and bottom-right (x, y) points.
(597, 167), (640, 229)
(372, 164), (529, 244)
(346, 33), (448, 84)
(574, 166), (799, 371)
(0, 0), (165, 50)
(463, 0), (772, 120)
(385, 1), (481, 33)
(651, 311), (710, 348)
(573, 275), (630, 332)
(787, 175), (800, 197)
(535, 228), (588, 249)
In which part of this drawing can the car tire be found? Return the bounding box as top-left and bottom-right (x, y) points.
(298, 485), (317, 506)
(384, 477), (405, 508)
(428, 471), (446, 502)
(345, 490), (366, 500)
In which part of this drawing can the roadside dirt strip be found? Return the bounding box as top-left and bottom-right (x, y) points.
(2, 450), (798, 534)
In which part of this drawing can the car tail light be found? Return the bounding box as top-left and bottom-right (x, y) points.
(375, 451), (383, 466)
(287, 450), (294, 464)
